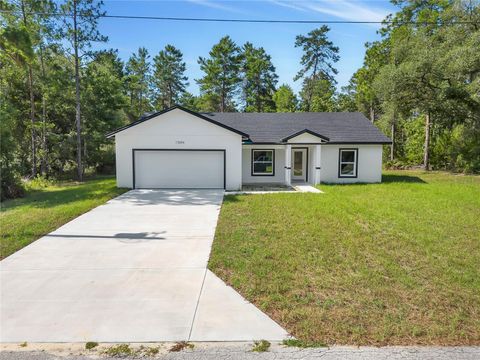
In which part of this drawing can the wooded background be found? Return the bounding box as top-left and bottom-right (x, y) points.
(1, 0), (479, 200)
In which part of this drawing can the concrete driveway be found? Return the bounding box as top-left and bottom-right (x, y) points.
(0, 190), (287, 343)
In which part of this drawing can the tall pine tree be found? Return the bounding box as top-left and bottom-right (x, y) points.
(294, 26), (339, 112)
(197, 36), (242, 112)
(242, 42), (278, 112)
(152, 45), (188, 109)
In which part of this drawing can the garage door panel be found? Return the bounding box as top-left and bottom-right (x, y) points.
(134, 150), (224, 189)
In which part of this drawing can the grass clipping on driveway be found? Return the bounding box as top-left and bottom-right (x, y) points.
(209, 171), (480, 346)
(0, 177), (127, 259)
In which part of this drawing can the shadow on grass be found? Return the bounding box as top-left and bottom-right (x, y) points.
(223, 194), (241, 203)
(1, 178), (122, 211)
(382, 174), (427, 184)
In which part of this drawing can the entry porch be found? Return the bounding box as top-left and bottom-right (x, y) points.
(241, 144), (323, 187)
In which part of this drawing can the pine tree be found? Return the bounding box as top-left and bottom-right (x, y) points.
(197, 36), (242, 112)
(294, 26), (339, 112)
(242, 42), (278, 112)
(125, 47), (152, 119)
(60, 0), (106, 181)
(152, 45), (188, 110)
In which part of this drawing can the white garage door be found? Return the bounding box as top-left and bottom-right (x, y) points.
(133, 150), (224, 189)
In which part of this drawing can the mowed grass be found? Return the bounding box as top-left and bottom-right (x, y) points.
(0, 177), (127, 259)
(209, 171), (480, 345)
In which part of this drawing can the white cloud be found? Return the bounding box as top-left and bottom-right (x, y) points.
(271, 0), (390, 23)
(186, 0), (245, 14)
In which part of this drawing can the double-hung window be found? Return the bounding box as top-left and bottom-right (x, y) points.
(252, 149), (274, 176)
(339, 149), (358, 177)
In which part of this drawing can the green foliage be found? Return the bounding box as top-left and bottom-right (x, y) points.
(348, 0), (480, 173)
(242, 42), (278, 112)
(197, 36), (243, 112)
(251, 340), (271, 352)
(152, 44), (188, 109)
(85, 342), (98, 350)
(125, 47), (152, 119)
(273, 84), (297, 112)
(103, 344), (132, 357)
(294, 26), (339, 112)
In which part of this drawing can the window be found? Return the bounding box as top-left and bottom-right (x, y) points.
(252, 149), (274, 176)
(339, 149), (358, 178)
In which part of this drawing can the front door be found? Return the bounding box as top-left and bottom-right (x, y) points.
(292, 149), (307, 182)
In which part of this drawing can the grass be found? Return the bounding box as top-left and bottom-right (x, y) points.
(251, 340), (271, 352)
(0, 176), (127, 259)
(85, 342), (99, 350)
(209, 170), (480, 346)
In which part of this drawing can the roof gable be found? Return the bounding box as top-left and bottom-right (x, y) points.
(105, 105), (249, 138)
(283, 129), (329, 143)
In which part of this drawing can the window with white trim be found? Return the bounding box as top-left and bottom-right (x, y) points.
(252, 149), (274, 176)
(339, 149), (358, 177)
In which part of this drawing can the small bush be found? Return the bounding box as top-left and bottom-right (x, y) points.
(169, 341), (194, 352)
(85, 341), (98, 350)
(24, 175), (54, 191)
(252, 340), (270, 352)
(103, 344), (132, 357)
(19, 342), (27, 348)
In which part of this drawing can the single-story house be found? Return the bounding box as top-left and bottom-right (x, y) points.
(106, 105), (391, 190)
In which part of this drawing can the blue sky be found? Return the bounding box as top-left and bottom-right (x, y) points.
(96, 0), (397, 95)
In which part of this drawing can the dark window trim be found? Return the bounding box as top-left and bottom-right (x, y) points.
(338, 148), (358, 178)
(291, 147), (309, 182)
(251, 149), (275, 177)
(132, 148), (226, 189)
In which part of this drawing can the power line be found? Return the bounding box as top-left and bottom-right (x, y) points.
(0, 10), (479, 25)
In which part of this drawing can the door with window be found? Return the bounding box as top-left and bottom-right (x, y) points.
(292, 148), (307, 182)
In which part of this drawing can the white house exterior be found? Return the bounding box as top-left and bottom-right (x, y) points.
(107, 106), (391, 190)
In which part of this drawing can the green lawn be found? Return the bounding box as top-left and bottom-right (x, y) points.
(0, 177), (127, 259)
(209, 171), (480, 346)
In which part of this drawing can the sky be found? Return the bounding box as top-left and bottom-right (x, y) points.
(95, 0), (398, 95)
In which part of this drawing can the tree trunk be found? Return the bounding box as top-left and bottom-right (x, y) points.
(39, 45), (47, 176)
(423, 112), (431, 170)
(370, 105), (375, 123)
(73, 0), (83, 181)
(27, 67), (37, 177)
(21, 0), (37, 177)
(41, 96), (47, 175)
(390, 121), (395, 161)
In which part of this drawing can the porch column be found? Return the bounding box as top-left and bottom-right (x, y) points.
(285, 144), (292, 186)
(314, 144), (321, 184)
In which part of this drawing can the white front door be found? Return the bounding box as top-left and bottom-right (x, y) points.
(291, 149), (307, 182)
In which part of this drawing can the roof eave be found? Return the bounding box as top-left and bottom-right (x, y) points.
(105, 105), (250, 139)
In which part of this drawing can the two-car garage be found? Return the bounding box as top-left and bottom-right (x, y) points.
(109, 106), (244, 191)
(132, 150), (225, 189)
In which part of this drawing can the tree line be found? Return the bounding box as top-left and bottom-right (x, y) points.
(1, 0), (479, 200)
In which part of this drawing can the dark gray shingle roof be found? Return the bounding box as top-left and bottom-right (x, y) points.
(106, 105), (391, 144)
(200, 112), (391, 144)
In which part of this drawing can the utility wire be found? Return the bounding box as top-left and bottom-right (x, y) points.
(0, 10), (479, 25)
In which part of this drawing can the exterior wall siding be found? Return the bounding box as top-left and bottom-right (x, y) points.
(114, 108), (242, 190)
(320, 144), (383, 183)
(242, 145), (286, 184)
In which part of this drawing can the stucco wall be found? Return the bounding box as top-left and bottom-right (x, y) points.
(320, 144), (383, 183)
(114, 109), (242, 190)
(242, 145), (286, 184)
